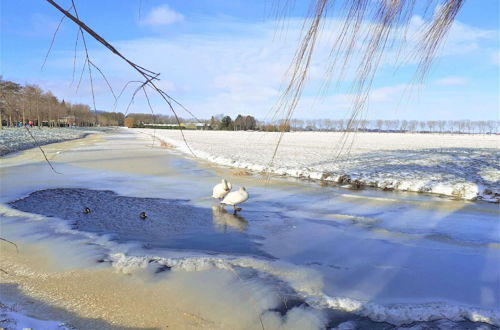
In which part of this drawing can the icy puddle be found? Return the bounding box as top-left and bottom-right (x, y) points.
(9, 188), (269, 257)
(1, 129), (499, 329)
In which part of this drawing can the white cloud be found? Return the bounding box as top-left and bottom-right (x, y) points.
(369, 84), (417, 102)
(436, 76), (467, 86)
(141, 4), (184, 26)
(46, 15), (497, 120)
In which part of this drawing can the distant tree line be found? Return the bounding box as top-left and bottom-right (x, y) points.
(209, 114), (257, 130)
(125, 112), (497, 134)
(5, 80), (486, 134)
(127, 113), (291, 132)
(0, 77), (124, 128)
(288, 119), (498, 134)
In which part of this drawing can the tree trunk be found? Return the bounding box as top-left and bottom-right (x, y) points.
(37, 97), (41, 129)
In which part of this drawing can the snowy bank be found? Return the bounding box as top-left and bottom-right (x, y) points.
(0, 127), (107, 156)
(134, 129), (500, 202)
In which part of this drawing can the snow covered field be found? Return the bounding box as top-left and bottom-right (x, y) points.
(135, 129), (500, 202)
(0, 127), (107, 156)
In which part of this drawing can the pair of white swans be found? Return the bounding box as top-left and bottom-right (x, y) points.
(212, 178), (248, 213)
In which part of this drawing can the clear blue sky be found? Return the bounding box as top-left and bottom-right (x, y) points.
(1, 0), (498, 121)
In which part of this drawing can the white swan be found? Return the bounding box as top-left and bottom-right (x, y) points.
(212, 178), (232, 199)
(221, 187), (249, 213)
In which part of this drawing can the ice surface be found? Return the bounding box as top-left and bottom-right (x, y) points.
(135, 129), (500, 202)
(0, 304), (71, 330)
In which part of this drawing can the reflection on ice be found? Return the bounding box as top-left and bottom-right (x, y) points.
(211, 205), (248, 232)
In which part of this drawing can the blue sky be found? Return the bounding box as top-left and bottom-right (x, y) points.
(1, 0), (498, 121)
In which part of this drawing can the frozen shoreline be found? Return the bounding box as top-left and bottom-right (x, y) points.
(134, 129), (500, 202)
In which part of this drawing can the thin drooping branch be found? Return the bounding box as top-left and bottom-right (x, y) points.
(88, 60), (117, 101)
(70, 1), (98, 124)
(114, 80), (144, 112)
(417, 0), (465, 80)
(0, 237), (19, 253)
(41, 4), (74, 71)
(142, 86), (157, 147)
(76, 57), (87, 92)
(71, 27), (80, 84)
(24, 125), (62, 174)
(0, 237), (19, 275)
(268, 0), (328, 168)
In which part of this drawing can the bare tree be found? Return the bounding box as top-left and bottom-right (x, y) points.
(427, 120), (437, 133)
(436, 120), (445, 133)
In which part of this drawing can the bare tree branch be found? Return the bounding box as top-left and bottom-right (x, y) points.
(45, 0), (197, 157)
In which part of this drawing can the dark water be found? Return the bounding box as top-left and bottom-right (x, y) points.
(9, 188), (271, 257)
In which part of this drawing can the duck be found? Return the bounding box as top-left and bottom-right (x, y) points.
(212, 178), (232, 199)
(83, 207), (91, 214)
(221, 187), (249, 214)
(139, 212), (148, 220)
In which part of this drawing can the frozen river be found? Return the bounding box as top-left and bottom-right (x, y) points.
(0, 129), (498, 329)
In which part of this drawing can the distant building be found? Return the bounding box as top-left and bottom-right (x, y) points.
(194, 123), (210, 130)
(60, 115), (76, 126)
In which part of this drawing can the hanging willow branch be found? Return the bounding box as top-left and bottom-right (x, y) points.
(270, 0), (465, 166)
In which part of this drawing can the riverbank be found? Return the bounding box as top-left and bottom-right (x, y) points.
(134, 129), (500, 202)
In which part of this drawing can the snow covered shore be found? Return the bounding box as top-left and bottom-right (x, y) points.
(0, 127), (107, 156)
(134, 129), (500, 202)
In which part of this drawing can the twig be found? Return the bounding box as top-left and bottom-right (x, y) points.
(41, 4), (74, 71)
(24, 126), (62, 174)
(142, 86), (157, 147)
(0, 237), (19, 253)
(113, 80), (144, 112)
(70, 1), (98, 125)
(76, 56), (87, 92)
(71, 27), (80, 85)
(88, 59), (117, 101)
